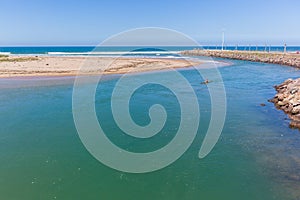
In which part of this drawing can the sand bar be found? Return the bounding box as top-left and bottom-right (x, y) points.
(0, 55), (206, 78)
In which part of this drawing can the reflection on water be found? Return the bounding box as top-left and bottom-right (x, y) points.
(0, 58), (300, 199)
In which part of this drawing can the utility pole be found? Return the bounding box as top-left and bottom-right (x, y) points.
(284, 43), (287, 53)
(221, 30), (225, 51)
(264, 44), (267, 52)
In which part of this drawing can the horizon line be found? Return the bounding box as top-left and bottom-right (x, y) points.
(1, 44), (300, 47)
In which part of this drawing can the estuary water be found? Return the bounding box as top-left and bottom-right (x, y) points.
(0, 57), (300, 200)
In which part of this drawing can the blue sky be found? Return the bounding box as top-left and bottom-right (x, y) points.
(0, 0), (299, 46)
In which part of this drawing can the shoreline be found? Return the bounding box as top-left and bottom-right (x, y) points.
(181, 49), (300, 68)
(0, 55), (228, 79)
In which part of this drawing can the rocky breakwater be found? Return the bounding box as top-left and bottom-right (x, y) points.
(269, 78), (300, 129)
(181, 50), (300, 68)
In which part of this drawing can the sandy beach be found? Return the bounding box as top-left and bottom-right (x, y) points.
(0, 55), (204, 78)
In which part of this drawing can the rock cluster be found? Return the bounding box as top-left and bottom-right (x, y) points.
(269, 78), (300, 129)
(181, 50), (300, 68)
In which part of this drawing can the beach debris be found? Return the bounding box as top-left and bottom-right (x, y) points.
(270, 78), (300, 129)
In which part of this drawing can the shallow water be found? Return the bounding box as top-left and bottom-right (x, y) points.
(0, 58), (300, 200)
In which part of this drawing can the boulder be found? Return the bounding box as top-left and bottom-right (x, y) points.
(292, 105), (300, 114)
(270, 78), (300, 130)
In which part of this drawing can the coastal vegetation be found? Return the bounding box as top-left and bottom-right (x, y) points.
(0, 54), (8, 58)
(0, 55), (39, 62)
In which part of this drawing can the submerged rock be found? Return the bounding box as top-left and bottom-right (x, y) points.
(270, 78), (300, 129)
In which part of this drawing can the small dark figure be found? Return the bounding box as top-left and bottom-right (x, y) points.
(201, 79), (212, 84)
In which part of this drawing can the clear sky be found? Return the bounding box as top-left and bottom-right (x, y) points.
(0, 0), (299, 46)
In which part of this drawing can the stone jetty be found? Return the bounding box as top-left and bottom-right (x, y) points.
(269, 78), (300, 129)
(181, 50), (300, 68)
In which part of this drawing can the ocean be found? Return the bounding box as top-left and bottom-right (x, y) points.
(0, 47), (300, 199)
(1, 46), (300, 56)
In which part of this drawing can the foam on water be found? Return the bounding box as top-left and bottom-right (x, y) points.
(0, 52), (11, 55)
(47, 51), (180, 55)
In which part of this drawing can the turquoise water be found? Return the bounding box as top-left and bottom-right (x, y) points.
(1, 58), (300, 199)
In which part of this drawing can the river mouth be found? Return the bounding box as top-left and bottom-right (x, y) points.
(0, 57), (300, 199)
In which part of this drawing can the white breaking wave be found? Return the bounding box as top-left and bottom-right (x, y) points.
(47, 51), (180, 55)
(0, 52), (11, 55)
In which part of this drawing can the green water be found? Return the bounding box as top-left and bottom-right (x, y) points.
(1, 59), (300, 199)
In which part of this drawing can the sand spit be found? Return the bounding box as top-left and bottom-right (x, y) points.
(0, 56), (202, 78)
